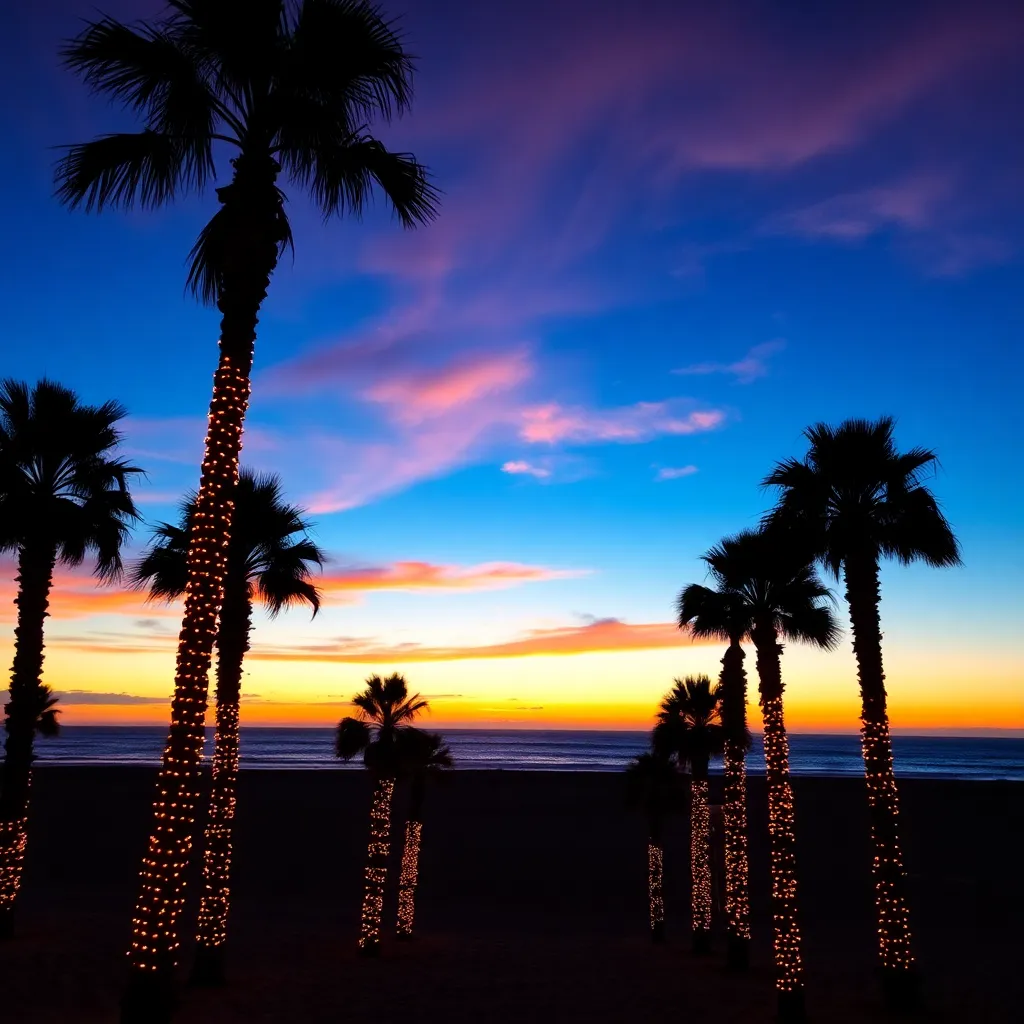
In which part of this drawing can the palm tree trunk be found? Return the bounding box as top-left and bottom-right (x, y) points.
(721, 639), (751, 968)
(0, 539), (57, 939)
(648, 813), (665, 943)
(753, 625), (806, 1022)
(191, 584), (251, 986)
(690, 763), (712, 954)
(121, 155), (284, 1023)
(396, 775), (425, 939)
(359, 775), (395, 955)
(844, 556), (916, 1006)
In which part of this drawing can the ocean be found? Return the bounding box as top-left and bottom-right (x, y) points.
(32, 727), (1024, 780)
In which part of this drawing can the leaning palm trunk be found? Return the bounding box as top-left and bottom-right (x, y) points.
(648, 816), (665, 943)
(396, 776), (426, 939)
(0, 539), (57, 938)
(844, 556), (915, 1003)
(689, 764), (712, 954)
(753, 625), (806, 1022)
(191, 587), (251, 985)
(122, 159), (284, 1022)
(359, 775), (396, 955)
(720, 640), (751, 968)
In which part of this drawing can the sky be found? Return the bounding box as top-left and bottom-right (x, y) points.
(0, 0), (1022, 734)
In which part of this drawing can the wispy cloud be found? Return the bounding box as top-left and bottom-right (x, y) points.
(673, 341), (785, 385)
(655, 465), (699, 481)
(54, 690), (169, 706)
(520, 401), (724, 444)
(501, 460), (551, 479)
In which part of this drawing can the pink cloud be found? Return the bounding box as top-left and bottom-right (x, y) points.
(501, 460), (551, 479)
(674, 341), (786, 384)
(655, 465), (699, 481)
(520, 401), (724, 445)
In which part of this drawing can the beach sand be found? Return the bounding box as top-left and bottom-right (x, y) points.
(5, 768), (1022, 1022)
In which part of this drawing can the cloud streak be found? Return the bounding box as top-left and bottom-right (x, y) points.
(673, 341), (785, 384)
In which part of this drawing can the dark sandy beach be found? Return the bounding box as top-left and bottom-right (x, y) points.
(5, 768), (1022, 1022)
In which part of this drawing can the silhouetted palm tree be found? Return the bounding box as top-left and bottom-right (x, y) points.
(336, 674), (428, 956)
(56, 5), (436, 1011)
(0, 379), (140, 937)
(678, 585), (753, 967)
(131, 470), (322, 982)
(656, 675), (724, 955)
(765, 417), (960, 1007)
(625, 749), (681, 943)
(705, 529), (839, 1022)
(394, 729), (452, 939)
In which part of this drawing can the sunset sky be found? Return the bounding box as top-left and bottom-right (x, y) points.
(1, 0), (1021, 733)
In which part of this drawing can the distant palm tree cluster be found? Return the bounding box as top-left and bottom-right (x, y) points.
(627, 417), (960, 1022)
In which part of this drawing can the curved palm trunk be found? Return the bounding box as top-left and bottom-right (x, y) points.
(121, 156), (284, 1023)
(753, 625), (805, 1022)
(190, 583), (251, 985)
(0, 539), (57, 939)
(396, 775), (425, 939)
(690, 760), (712, 954)
(359, 775), (395, 955)
(648, 813), (665, 943)
(720, 639), (751, 968)
(844, 556), (916, 1006)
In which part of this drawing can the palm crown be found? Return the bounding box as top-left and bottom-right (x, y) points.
(678, 584), (753, 644)
(763, 417), (961, 576)
(655, 675), (725, 772)
(702, 530), (840, 649)
(0, 379), (141, 576)
(336, 673), (429, 769)
(56, 0), (439, 303)
(131, 469), (323, 615)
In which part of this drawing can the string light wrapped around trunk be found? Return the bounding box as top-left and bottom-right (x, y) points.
(124, 349), (249, 1003)
(648, 842), (665, 940)
(395, 820), (422, 938)
(0, 817), (28, 911)
(690, 779), (712, 952)
(359, 777), (395, 954)
(723, 744), (751, 955)
(761, 694), (805, 1018)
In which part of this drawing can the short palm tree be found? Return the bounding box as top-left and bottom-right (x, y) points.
(56, 4), (436, 1011)
(394, 729), (452, 939)
(625, 749), (682, 943)
(656, 675), (724, 955)
(336, 674), (428, 956)
(705, 529), (839, 1022)
(678, 585), (753, 967)
(131, 470), (323, 982)
(765, 417), (960, 1006)
(0, 379), (140, 938)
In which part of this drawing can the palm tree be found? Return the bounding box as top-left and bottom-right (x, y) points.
(705, 529), (839, 1022)
(678, 585), (753, 967)
(764, 417), (960, 1006)
(656, 676), (724, 955)
(335, 674), (428, 956)
(625, 750), (681, 943)
(394, 729), (452, 939)
(56, 3), (436, 1012)
(0, 379), (140, 938)
(131, 470), (323, 983)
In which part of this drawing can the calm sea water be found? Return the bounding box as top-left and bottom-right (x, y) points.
(32, 727), (1024, 780)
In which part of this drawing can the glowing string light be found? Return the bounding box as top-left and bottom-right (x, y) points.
(0, 816), (28, 912)
(723, 745), (751, 949)
(359, 777), (395, 954)
(648, 842), (665, 937)
(396, 820), (422, 938)
(690, 779), (712, 950)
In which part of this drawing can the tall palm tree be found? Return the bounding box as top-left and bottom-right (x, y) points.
(0, 379), (140, 938)
(705, 529), (839, 1022)
(394, 729), (452, 939)
(764, 417), (960, 1006)
(678, 585), (753, 967)
(336, 673), (428, 956)
(656, 675), (724, 955)
(131, 470), (323, 983)
(625, 749), (681, 943)
(56, 3), (436, 1012)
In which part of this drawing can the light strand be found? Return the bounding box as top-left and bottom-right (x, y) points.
(0, 816), (28, 912)
(358, 777), (394, 953)
(395, 820), (422, 938)
(723, 743), (751, 942)
(690, 779), (712, 941)
(648, 842), (665, 935)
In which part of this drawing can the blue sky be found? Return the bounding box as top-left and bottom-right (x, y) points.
(0, 0), (1021, 730)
